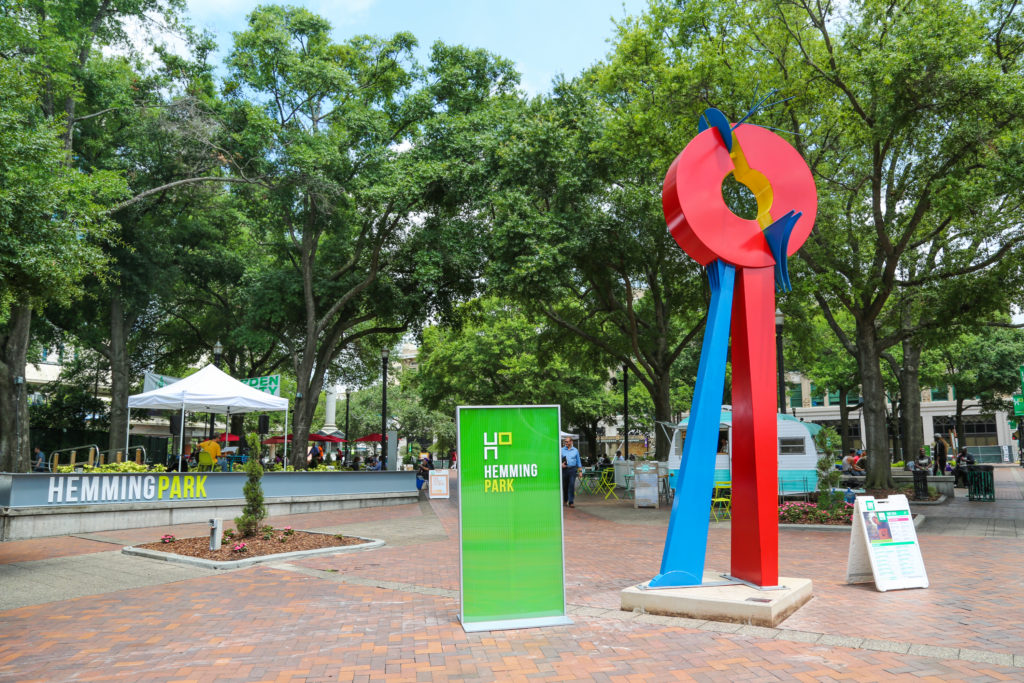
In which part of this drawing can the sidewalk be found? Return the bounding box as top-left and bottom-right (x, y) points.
(1, 468), (1022, 681)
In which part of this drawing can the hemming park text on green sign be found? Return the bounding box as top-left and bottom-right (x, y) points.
(457, 405), (572, 632)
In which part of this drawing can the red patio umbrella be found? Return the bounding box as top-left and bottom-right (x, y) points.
(262, 433), (347, 445)
(217, 433), (241, 442)
(354, 433), (382, 442)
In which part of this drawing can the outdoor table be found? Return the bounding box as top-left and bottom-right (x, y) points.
(658, 474), (671, 504)
(623, 473), (634, 499)
(577, 469), (601, 494)
(223, 454), (248, 468)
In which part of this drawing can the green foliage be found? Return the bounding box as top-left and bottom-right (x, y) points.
(221, 5), (520, 466)
(778, 501), (853, 525)
(28, 353), (109, 431)
(814, 425), (843, 509)
(234, 457), (267, 538)
(814, 426), (842, 460)
(54, 461), (154, 473)
(0, 63), (125, 321)
(416, 297), (619, 430)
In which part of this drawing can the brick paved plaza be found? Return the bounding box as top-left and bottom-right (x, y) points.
(2, 466), (1023, 682)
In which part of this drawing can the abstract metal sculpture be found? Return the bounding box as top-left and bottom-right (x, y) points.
(652, 107), (817, 588)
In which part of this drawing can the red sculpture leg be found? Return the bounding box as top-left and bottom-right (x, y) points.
(730, 265), (779, 587)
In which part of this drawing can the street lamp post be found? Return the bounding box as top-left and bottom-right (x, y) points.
(775, 309), (786, 415)
(209, 341), (223, 440)
(381, 348), (390, 470)
(343, 386), (351, 463)
(14, 375), (24, 469)
(623, 363), (629, 459)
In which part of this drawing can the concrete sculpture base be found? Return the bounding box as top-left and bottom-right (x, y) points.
(620, 572), (812, 627)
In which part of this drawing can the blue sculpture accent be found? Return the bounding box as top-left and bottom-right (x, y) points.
(697, 108), (733, 152)
(763, 210), (801, 293)
(649, 259), (735, 588)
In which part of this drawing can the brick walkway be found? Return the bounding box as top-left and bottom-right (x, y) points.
(1, 466), (1023, 681)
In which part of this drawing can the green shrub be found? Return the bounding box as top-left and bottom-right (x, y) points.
(234, 457), (267, 538)
(813, 426), (842, 510)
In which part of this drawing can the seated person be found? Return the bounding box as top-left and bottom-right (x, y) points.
(840, 449), (864, 475)
(914, 449), (932, 473)
(952, 447), (975, 487)
(198, 438), (224, 471)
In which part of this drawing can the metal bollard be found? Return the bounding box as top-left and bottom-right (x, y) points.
(209, 518), (223, 551)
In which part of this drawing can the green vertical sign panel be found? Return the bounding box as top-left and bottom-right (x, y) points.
(1014, 394), (1024, 417)
(457, 405), (571, 632)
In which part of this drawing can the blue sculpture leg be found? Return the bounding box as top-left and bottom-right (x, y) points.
(650, 259), (735, 587)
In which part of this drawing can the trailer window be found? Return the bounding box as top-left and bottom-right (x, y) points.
(779, 437), (805, 455)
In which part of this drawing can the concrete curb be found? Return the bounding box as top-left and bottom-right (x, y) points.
(909, 494), (947, 506)
(122, 534), (384, 570)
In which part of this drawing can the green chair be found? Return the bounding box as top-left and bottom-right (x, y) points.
(596, 468), (619, 500)
(711, 481), (731, 521)
(197, 451), (217, 472)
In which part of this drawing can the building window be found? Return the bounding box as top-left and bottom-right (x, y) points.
(828, 389), (840, 406)
(809, 382), (824, 407)
(788, 383), (802, 408)
(933, 415), (998, 447)
(779, 437), (805, 454)
(930, 386), (949, 401)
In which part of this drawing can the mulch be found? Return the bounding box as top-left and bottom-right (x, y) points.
(137, 529), (367, 561)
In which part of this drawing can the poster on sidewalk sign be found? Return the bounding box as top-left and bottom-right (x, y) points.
(846, 494), (928, 592)
(457, 405), (571, 632)
(428, 469), (449, 499)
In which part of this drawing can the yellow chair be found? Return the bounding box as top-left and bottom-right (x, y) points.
(197, 451), (217, 472)
(597, 468), (619, 500)
(711, 481), (731, 521)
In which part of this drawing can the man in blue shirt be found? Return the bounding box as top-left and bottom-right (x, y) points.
(32, 446), (47, 472)
(560, 437), (581, 508)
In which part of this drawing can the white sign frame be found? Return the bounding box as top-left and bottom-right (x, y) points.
(428, 469), (450, 499)
(847, 494), (928, 592)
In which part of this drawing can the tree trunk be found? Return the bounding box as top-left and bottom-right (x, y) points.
(289, 346), (327, 469)
(653, 371), (672, 461)
(899, 340), (924, 465)
(107, 290), (131, 454)
(857, 321), (895, 489)
(0, 304), (32, 472)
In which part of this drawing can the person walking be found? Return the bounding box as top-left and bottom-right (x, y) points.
(933, 433), (949, 476)
(560, 437), (581, 508)
(32, 446), (47, 472)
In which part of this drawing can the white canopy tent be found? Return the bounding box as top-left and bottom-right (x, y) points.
(126, 364), (290, 465)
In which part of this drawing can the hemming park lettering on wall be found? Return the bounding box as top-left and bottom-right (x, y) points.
(457, 405), (571, 633)
(46, 475), (210, 504)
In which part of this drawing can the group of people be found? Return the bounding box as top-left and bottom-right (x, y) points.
(841, 448), (868, 475)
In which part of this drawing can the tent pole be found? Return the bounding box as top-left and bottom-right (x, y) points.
(125, 408), (131, 456)
(284, 406), (289, 464)
(178, 403), (185, 471)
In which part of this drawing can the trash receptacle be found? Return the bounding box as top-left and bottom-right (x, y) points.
(966, 464), (995, 502)
(912, 469), (929, 500)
